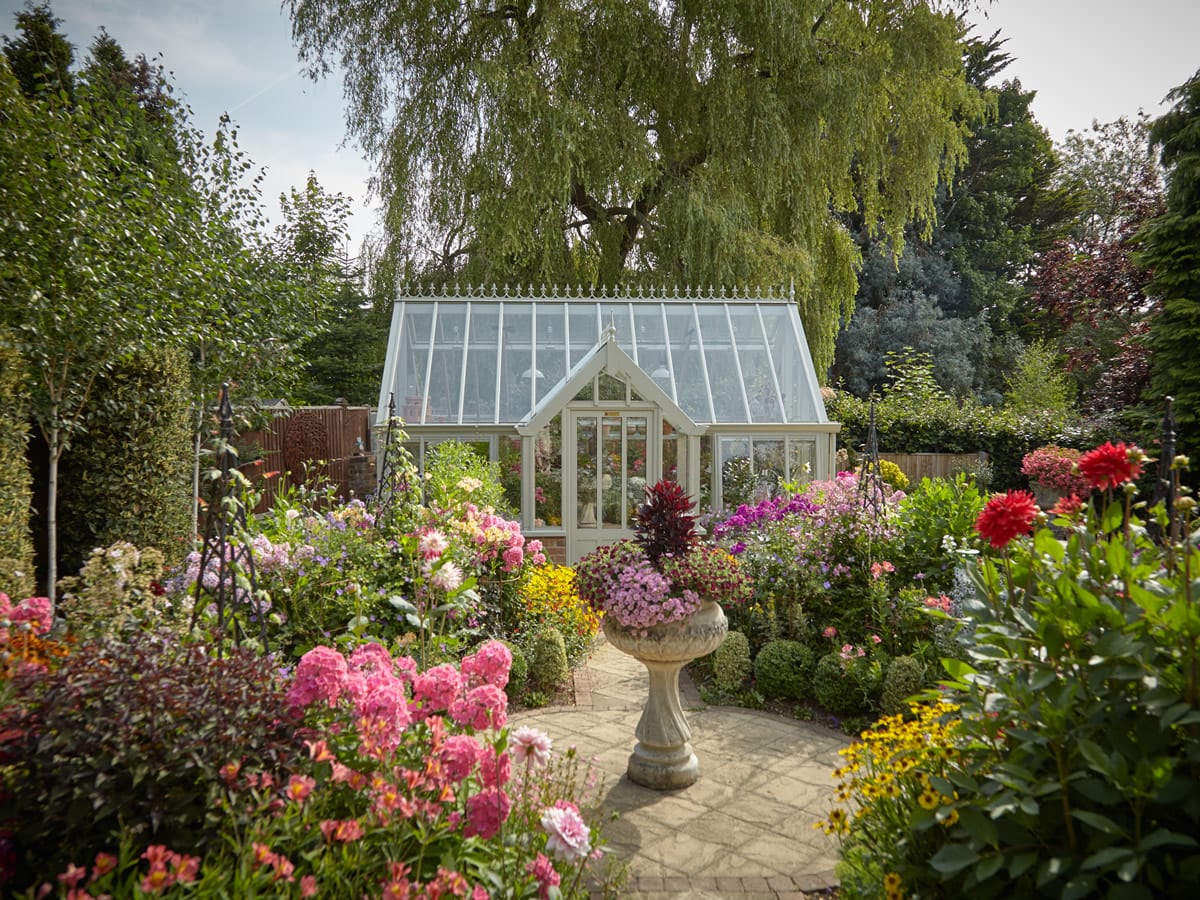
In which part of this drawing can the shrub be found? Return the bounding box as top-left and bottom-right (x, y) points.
(501, 639), (529, 702)
(0, 630), (310, 886)
(527, 625), (570, 693)
(423, 439), (508, 513)
(0, 327), (34, 599)
(893, 474), (985, 593)
(56, 541), (172, 640)
(880, 655), (925, 716)
(57, 347), (193, 575)
(753, 639), (815, 701)
(513, 564), (600, 666)
(864, 458), (909, 491)
(812, 652), (878, 716)
(712, 630), (752, 694)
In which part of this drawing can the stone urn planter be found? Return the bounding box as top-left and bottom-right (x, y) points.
(602, 599), (728, 789)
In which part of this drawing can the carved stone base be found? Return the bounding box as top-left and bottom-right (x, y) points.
(603, 599), (728, 790)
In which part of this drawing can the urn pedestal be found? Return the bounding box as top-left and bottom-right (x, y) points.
(602, 599), (728, 789)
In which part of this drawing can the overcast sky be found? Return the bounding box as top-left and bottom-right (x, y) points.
(3, 0), (1199, 256)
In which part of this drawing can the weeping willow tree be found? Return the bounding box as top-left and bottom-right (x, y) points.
(287, 0), (983, 374)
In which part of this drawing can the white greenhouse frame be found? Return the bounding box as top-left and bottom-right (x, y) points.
(377, 285), (839, 563)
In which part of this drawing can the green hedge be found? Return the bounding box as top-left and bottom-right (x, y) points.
(827, 392), (1087, 491)
(0, 327), (35, 598)
(58, 347), (193, 578)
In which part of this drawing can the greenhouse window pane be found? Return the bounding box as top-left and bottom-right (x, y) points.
(720, 436), (752, 510)
(534, 415), (563, 527)
(568, 305), (599, 368)
(499, 436), (521, 512)
(534, 304), (568, 403)
(499, 305), (533, 421)
(399, 303), (434, 423)
(428, 306), (466, 423)
(665, 305), (707, 421)
(698, 305), (743, 421)
(788, 439), (817, 483)
(754, 440), (785, 492)
(463, 305), (499, 423)
(760, 306), (807, 421)
(632, 304), (667, 369)
(731, 306), (783, 422)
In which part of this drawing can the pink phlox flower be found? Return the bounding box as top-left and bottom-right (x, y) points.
(510, 726), (553, 767)
(478, 748), (512, 788)
(11, 596), (53, 635)
(871, 634), (882, 644)
(461, 640), (512, 689)
(822, 626), (837, 639)
(502, 546), (524, 572)
(525, 853), (561, 899)
(287, 646), (348, 711)
(438, 734), (482, 782)
(541, 800), (591, 863)
(449, 684), (507, 732)
(464, 787), (511, 839)
(413, 663), (462, 713)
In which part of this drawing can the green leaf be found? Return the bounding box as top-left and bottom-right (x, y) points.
(1082, 847), (1135, 870)
(1073, 810), (1128, 838)
(1009, 851), (1038, 879)
(930, 843), (980, 875)
(1063, 874), (1098, 900)
(975, 853), (1005, 881)
(957, 805), (999, 847)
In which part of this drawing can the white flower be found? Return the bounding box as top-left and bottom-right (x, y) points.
(510, 726), (553, 767)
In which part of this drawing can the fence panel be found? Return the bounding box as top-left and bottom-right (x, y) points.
(236, 406), (374, 512)
(879, 452), (986, 483)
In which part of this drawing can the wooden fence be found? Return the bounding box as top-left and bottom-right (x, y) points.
(878, 452), (987, 483)
(237, 406), (376, 512)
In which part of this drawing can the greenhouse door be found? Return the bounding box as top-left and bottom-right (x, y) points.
(566, 407), (656, 562)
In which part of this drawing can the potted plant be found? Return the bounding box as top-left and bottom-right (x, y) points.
(1020, 445), (1089, 507)
(575, 480), (752, 788)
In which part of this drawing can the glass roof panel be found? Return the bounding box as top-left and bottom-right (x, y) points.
(664, 304), (705, 417)
(697, 305), (744, 422)
(428, 304), (466, 424)
(397, 302), (435, 423)
(729, 305), (783, 422)
(759, 305), (811, 422)
(463, 304), (499, 424)
(568, 305), (599, 369)
(383, 292), (826, 427)
(499, 305), (533, 421)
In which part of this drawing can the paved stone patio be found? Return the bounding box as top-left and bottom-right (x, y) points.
(511, 638), (849, 898)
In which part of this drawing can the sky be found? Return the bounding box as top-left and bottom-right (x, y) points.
(3, 0), (1199, 258)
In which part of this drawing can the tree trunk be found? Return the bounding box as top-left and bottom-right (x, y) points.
(45, 421), (59, 610)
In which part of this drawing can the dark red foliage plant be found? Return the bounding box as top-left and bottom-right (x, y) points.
(632, 479), (697, 565)
(0, 629), (313, 890)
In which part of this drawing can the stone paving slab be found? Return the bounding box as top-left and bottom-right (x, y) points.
(511, 638), (847, 899)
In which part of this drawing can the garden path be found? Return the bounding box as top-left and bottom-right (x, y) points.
(511, 638), (849, 899)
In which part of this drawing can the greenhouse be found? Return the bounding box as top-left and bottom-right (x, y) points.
(377, 285), (839, 563)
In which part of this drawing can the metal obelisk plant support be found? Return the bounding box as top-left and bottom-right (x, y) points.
(858, 399), (887, 522)
(188, 383), (267, 651)
(373, 391), (420, 529)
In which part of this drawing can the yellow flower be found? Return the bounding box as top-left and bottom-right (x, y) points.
(884, 872), (903, 893)
(917, 788), (940, 810)
(940, 807), (960, 827)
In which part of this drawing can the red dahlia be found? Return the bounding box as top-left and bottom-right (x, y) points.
(1077, 441), (1144, 491)
(975, 490), (1039, 549)
(1051, 494), (1084, 518)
